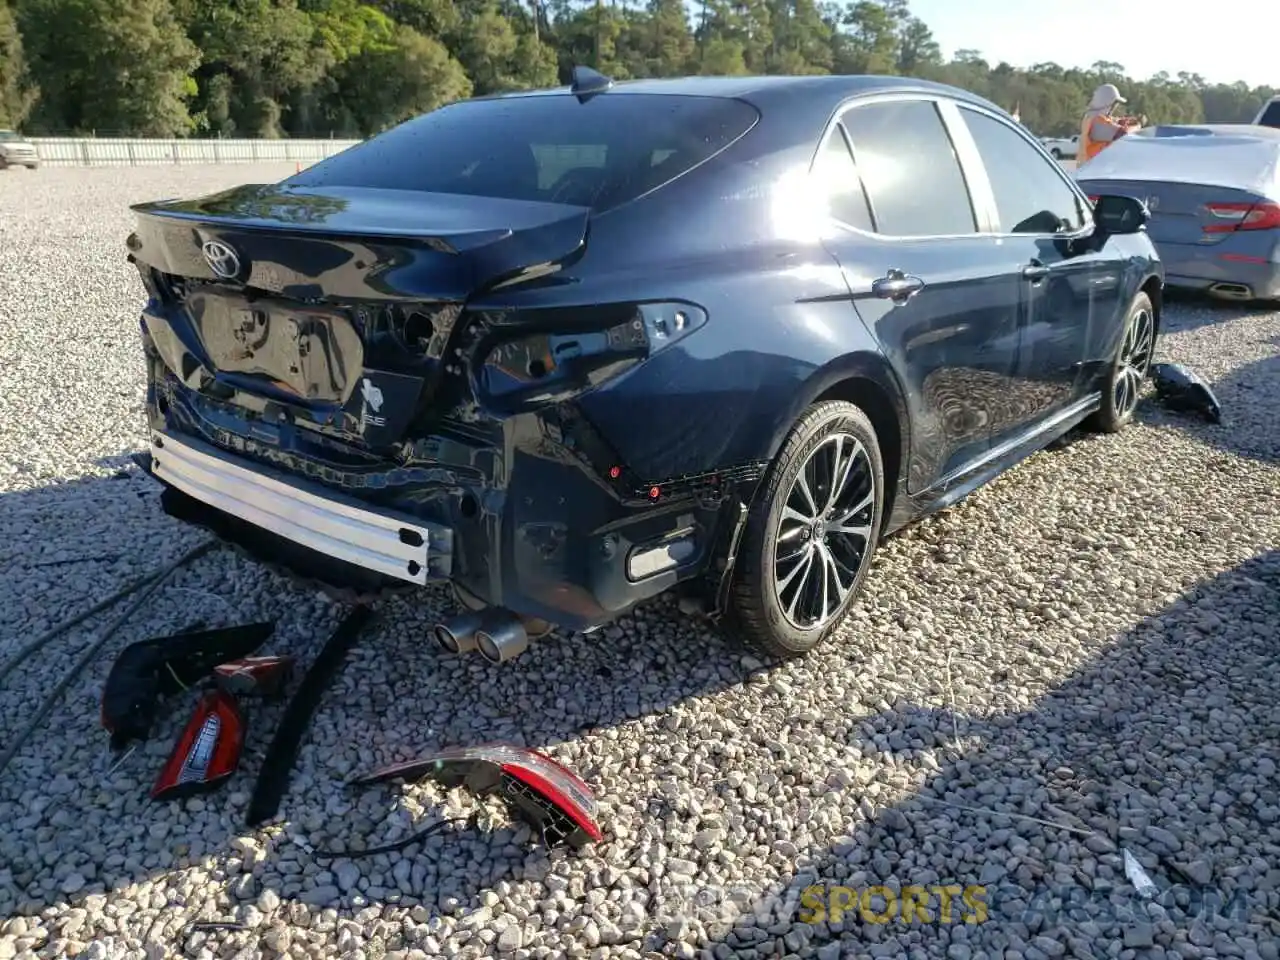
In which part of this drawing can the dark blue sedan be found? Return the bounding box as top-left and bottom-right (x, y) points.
(128, 69), (1163, 662)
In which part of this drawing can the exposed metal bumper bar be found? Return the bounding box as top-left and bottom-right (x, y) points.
(149, 430), (447, 585)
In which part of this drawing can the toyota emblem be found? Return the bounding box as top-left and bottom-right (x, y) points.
(201, 239), (241, 279)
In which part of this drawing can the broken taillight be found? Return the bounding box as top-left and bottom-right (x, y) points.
(354, 743), (602, 847)
(151, 690), (245, 801)
(213, 655), (294, 697)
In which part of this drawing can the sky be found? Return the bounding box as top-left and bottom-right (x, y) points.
(906, 0), (1279, 89)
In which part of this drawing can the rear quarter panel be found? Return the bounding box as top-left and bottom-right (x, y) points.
(469, 134), (906, 485)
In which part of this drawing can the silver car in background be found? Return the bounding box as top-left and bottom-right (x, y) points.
(1075, 124), (1280, 302)
(0, 130), (40, 170)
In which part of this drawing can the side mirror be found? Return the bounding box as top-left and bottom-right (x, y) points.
(1092, 194), (1149, 235)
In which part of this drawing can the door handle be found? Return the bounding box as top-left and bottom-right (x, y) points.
(1022, 260), (1051, 281)
(872, 270), (924, 302)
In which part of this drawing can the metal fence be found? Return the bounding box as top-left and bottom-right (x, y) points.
(26, 137), (362, 167)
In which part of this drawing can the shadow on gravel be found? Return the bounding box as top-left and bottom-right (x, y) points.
(2, 456), (1277, 958)
(0, 463), (762, 951)
(678, 549), (1280, 959)
(1158, 291), (1262, 335)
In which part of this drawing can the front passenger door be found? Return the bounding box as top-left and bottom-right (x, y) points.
(950, 105), (1125, 443)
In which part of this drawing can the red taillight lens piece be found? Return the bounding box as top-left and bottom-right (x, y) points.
(214, 655), (294, 698)
(492, 747), (603, 847)
(352, 743), (603, 848)
(150, 690), (245, 801)
(1204, 201), (1280, 232)
(1086, 195), (1100, 205)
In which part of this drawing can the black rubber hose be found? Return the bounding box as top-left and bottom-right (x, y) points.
(0, 568), (165, 688)
(0, 539), (217, 781)
(245, 604), (375, 827)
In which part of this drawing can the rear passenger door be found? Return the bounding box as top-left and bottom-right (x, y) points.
(818, 97), (1025, 495)
(950, 104), (1122, 440)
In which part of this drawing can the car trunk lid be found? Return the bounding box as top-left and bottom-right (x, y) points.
(130, 182), (590, 446)
(1075, 133), (1280, 247)
(1076, 178), (1274, 247)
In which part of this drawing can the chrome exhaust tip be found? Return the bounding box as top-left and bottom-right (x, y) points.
(475, 615), (530, 664)
(1208, 282), (1252, 301)
(431, 612), (486, 655)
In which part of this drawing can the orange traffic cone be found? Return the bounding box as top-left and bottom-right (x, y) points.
(295, 161), (301, 174)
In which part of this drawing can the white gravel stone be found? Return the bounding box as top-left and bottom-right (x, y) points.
(1, 164), (1278, 959)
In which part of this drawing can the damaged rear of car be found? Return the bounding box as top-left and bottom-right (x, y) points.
(130, 80), (764, 653)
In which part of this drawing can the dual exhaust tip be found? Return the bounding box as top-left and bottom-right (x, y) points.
(432, 609), (552, 664)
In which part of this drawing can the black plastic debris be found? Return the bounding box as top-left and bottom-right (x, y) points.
(1150, 362), (1222, 424)
(101, 621), (275, 751)
(245, 605), (374, 827)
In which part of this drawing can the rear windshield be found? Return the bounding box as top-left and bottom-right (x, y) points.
(0, 131), (19, 141)
(290, 93), (759, 212)
(1259, 101), (1280, 128)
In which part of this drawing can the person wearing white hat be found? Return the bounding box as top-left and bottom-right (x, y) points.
(1079, 83), (1140, 163)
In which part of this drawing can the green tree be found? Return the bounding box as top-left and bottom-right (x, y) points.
(181, 0), (328, 137)
(327, 23), (471, 134)
(641, 0), (693, 76)
(19, 0), (198, 135)
(0, 0), (37, 127)
(2, 0), (1276, 139)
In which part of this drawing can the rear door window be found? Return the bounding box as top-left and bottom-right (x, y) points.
(291, 94), (759, 213)
(811, 126), (874, 232)
(840, 99), (977, 237)
(958, 107), (1088, 235)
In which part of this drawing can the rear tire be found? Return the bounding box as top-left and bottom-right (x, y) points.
(1051, 148), (1063, 159)
(1087, 291), (1156, 433)
(728, 401), (884, 660)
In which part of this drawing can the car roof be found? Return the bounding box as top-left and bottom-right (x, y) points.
(472, 74), (1007, 125)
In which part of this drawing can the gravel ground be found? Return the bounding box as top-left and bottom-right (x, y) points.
(0, 164), (1277, 960)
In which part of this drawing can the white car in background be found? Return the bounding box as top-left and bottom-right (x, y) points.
(0, 129), (40, 170)
(1040, 134), (1079, 159)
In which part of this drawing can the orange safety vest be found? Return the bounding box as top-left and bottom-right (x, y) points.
(1080, 115), (1108, 162)
(1080, 114), (1132, 163)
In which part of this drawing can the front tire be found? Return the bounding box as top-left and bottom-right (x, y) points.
(729, 401), (884, 660)
(1087, 291), (1156, 433)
